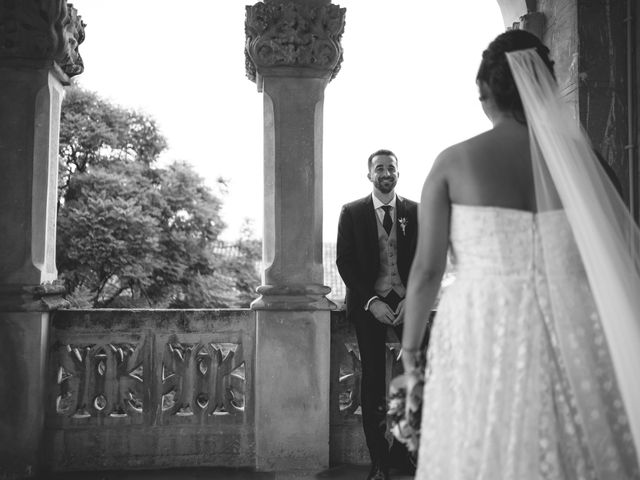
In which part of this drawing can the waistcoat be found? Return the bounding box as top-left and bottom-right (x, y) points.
(374, 216), (406, 298)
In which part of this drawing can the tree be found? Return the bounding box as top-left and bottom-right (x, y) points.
(57, 160), (160, 307)
(57, 86), (257, 308)
(218, 219), (262, 308)
(58, 87), (167, 207)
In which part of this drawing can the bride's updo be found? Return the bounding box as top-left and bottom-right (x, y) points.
(477, 30), (555, 121)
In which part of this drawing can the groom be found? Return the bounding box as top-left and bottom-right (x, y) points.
(336, 149), (418, 480)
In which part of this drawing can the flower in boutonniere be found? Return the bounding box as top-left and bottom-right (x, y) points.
(399, 217), (408, 236)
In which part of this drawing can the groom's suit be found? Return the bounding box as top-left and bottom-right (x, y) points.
(336, 193), (418, 470)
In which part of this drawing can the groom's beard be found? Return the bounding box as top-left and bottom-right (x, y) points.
(374, 176), (397, 194)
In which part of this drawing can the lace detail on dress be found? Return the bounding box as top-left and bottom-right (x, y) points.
(415, 204), (640, 480)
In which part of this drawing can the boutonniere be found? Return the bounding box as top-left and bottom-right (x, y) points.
(399, 217), (408, 236)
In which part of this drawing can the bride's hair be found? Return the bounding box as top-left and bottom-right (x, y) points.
(477, 30), (555, 122)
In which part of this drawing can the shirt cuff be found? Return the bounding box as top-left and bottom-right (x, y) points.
(364, 296), (379, 311)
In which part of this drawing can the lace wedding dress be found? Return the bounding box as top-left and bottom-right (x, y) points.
(415, 204), (640, 480)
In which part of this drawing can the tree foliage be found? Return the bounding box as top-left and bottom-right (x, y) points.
(57, 86), (259, 308)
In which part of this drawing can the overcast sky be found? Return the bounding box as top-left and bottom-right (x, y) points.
(69, 1), (504, 241)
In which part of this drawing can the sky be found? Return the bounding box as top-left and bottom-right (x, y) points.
(68, 0), (505, 242)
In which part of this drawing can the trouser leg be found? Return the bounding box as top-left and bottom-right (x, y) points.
(354, 291), (403, 466)
(355, 314), (389, 466)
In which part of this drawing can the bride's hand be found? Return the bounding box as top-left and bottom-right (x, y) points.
(389, 371), (423, 452)
(390, 371), (421, 415)
(389, 373), (412, 431)
(405, 371), (422, 413)
(389, 372), (410, 397)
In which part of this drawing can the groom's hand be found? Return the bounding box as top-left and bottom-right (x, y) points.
(393, 299), (405, 325)
(369, 299), (395, 325)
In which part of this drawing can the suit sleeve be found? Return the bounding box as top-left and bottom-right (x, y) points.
(409, 202), (419, 263)
(336, 205), (376, 309)
(398, 200), (419, 287)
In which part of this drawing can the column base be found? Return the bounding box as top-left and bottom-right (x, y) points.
(250, 284), (337, 311)
(0, 312), (50, 479)
(254, 309), (331, 471)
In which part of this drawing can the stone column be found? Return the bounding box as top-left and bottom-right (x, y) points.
(245, 0), (345, 472)
(534, 0), (636, 207)
(0, 2), (84, 477)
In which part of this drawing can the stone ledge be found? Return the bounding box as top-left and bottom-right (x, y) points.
(0, 283), (68, 312)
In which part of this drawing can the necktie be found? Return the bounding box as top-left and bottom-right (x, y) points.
(381, 205), (393, 235)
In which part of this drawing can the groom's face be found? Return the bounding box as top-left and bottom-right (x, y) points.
(368, 154), (398, 194)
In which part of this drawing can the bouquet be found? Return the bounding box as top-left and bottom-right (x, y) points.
(388, 353), (426, 453)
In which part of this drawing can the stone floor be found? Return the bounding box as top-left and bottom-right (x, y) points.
(46, 465), (414, 479)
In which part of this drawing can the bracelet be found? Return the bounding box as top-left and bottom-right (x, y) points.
(401, 346), (422, 354)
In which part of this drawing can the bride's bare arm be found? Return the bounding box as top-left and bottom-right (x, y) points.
(401, 151), (452, 371)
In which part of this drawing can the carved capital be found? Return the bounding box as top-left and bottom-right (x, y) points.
(0, 0), (85, 77)
(245, 0), (345, 83)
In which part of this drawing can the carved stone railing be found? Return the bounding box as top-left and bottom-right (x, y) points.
(45, 309), (255, 471)
(43, 308), (407, 472)
(329, 310), (403, 465)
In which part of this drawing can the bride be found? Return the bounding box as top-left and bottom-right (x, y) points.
(397, 30), (640, 479)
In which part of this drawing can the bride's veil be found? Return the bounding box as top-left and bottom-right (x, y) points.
(507, 49), (640, 477)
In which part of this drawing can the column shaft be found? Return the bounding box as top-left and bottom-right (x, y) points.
(0, 67), (63, 286)
(262, 76), (326, 286)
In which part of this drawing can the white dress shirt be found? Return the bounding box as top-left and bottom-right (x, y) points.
(372, 192), (396, 225)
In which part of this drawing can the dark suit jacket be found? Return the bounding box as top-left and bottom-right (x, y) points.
(336, 194), (418, 322)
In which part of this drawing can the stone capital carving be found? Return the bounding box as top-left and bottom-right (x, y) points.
(0, 0), (85, 77)
(245, 0), (345, 83)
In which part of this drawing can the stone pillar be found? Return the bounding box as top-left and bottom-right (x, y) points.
(575, 0), (633, 206)
(0, 2), (84, 477)
(245, 0), (345, 472)
(534, 0), (636, 207)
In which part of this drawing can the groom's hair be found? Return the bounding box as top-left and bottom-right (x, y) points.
(477, 30), (555, 123)
(367, 149), (398, 170)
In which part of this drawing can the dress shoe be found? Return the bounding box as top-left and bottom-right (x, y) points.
(366, 463), (390, 480)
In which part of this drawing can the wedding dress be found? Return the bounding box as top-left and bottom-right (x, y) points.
(416, 49), (640, 480)
(414, 48), (640, 479)
(415, 204), (639, 479)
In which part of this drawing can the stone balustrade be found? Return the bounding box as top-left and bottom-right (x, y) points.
(43, 308), (405, 473)
(46, 309), (256, 471)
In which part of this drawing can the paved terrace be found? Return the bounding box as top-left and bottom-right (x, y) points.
(47, 465), (414, 479)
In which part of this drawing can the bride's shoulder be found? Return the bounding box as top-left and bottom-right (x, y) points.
(433, 133), (485, 171)
(458, 129), (497, 152)
(436, 130), (496, 167)
(443, 128), (492, 153)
